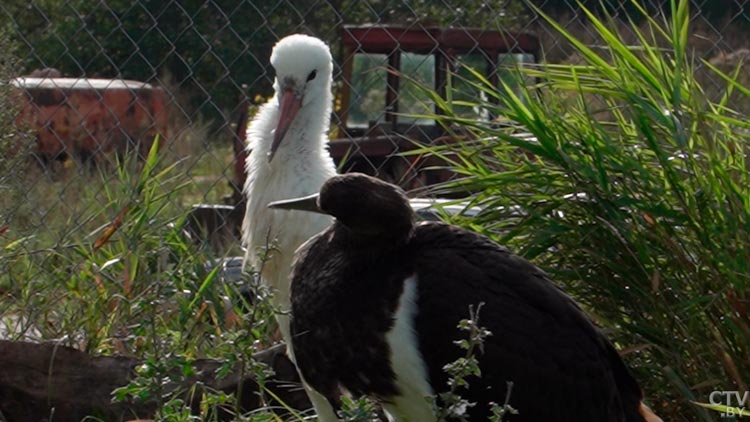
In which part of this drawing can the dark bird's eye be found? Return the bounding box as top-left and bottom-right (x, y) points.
(306, 70), (317, 82)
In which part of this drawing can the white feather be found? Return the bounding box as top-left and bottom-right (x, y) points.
(383, 275), (436, 421)
(241, 34), (338, 421)
(242, 34), (336, 336)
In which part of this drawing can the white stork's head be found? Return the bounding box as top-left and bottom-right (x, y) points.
(268, 34), (333, 161)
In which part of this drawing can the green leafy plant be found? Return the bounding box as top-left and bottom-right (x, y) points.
(432, 303), (518, 422)
(418, 0), (750, 420)
(338, 396), (381, 422)
(0, 138), (285, 420)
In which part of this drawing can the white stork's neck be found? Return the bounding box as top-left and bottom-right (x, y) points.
(251, 89), (333, 168)
(242, 79), (336, 303)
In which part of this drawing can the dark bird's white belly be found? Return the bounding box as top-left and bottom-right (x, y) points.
(383, 275), (436, 421)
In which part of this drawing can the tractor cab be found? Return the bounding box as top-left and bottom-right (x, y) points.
(330, 25), (539, 189)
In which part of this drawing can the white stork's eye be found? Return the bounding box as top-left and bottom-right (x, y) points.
(306, 70), (317, 82)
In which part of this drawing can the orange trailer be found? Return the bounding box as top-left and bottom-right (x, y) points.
(12, 77), (169, 165)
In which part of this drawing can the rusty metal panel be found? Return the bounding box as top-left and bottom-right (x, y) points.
(12, 77), (169, 163)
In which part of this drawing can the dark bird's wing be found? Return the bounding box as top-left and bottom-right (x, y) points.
(289, 229), (406, 407)
(410, 222), (644, 422)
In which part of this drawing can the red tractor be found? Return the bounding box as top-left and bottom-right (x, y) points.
(233, 25), (539, 193)
(328, 25), (539, 190)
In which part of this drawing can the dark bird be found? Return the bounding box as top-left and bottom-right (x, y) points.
(269, 173), (662, 422)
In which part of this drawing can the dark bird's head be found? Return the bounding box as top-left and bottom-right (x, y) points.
(269, 173), (415, 241)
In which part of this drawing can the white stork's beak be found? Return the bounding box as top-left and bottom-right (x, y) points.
(269, 88), (303, 162)
(268, 193), (324, 214)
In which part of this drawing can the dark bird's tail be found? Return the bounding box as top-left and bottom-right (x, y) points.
(606, 343), (662, 422)
(639, 403), (663, 422)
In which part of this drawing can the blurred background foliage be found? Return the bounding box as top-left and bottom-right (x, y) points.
(2, 0), (747, 134)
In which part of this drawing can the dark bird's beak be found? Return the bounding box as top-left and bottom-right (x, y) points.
(269, 88), (302, 162)
(268, 193), (325, 214)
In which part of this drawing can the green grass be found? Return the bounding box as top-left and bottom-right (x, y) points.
(419, 0), (750, 420)
(0, 134), (497, 420)
(0, 136), (273, 419)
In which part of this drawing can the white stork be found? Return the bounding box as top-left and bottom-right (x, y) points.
(241, 34), (338, 421)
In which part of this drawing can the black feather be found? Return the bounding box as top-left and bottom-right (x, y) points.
(410, 222), (644, 421)
(288, 173), (645, 421)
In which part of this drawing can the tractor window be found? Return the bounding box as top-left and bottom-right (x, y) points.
(497, 53), (535, 95)
(397, 52), (435, 125)
(348, 53), (389, 129)
(450, 53), (491, 120)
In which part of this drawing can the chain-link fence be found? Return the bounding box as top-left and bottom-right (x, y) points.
(0, 1), (748, 253)
(1, 1), (750, 420)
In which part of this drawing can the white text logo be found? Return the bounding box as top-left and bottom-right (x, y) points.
(709, 391), (750, 418)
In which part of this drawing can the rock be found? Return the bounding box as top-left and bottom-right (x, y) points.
(0, 340), (310, 421)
